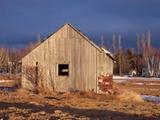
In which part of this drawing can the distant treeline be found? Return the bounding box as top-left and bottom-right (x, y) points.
(101, 31), (160, 77)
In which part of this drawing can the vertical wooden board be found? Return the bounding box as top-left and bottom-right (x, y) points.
(52, 37), (58, 91)
(65, 37), (70, 91)
(84, 39), (90, 91)
(75, 38), (81, 90)
(68, 26), (72, 38)
(90, 44), (96, 90)
(67, 37), (73, 91)
(80, 38), (86, 91)
(99, 53), (103, 74)
(72, 38), (78, 90)
(68, 25), (72, 38)
(54, 38), (58, 88)
(92, 47), (96, 91)
(46, 40), (53, 91)
(109, 58), (113, 74)
(96, 52), (105, 93)
(48, 37), (54, 89)
(96, 51), (99, 93)
(70, 38), (76, 91)
(43, 42), (47, 89)
(63, 38), (70, 91)
(90, 47), (97, 91)
(61, 38), (67, 90)
(50, 36), (56, 89)
(85, 39), (89, 91)
(72, 28), (76, 38)
(64, 25), (68, 39)
(56, 38), (60, 61)
(107, 56), (110, 73)
(105, 56), (112, 74)
(103, 53), (108, 74)
(62, 38), (67, 91)
(104, 55), (107, 72)
(104, 54), (108, 73)
(86, 43), (97, 91)
(88, 44), (92, 90)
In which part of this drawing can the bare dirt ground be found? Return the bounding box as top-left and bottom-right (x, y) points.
(0, 86), (160, 120)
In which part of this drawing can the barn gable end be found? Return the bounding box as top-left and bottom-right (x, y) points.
(22, 24), (114, 93)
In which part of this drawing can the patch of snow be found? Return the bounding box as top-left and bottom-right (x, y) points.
(113, 76), (129, 79)
(0, 80), (15, 83)
(133, 83), (144, 85)
(113, 76), (160, 81)
(132, 82), (160, 86)
(101, 48), (114, 59)
(148, 83), (160, 86)
(113, 80), (126, 83)
(141, 95), (160, 104)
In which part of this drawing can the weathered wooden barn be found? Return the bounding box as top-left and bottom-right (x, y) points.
(21, 24), (114, 93)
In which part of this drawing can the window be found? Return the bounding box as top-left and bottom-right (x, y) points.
(58, 64), (69, 76)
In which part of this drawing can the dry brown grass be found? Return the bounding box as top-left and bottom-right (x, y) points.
(62, 91), (115, 102)
(0, 89), (159, 120)
(116, 82), (160, 96)
(113, 82), (144, 102)
(116, 90), (144, 102)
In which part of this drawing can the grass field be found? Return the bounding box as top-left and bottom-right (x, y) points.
(0, 77), (159, 120)
(114, 77), (160, 97)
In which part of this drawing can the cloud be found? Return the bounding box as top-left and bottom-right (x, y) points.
(0, 0), (160, 48)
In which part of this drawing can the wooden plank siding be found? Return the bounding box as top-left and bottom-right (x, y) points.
(22, 24), (114, 93)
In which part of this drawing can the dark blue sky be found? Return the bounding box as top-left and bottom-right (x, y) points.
(0, 0), (160, 48)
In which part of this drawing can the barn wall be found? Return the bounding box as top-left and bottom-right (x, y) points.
(96, 51), (113, 93)
(51, 25), (98, 92)
(22, 24), (113, 93)
(22, 39), (54, 92)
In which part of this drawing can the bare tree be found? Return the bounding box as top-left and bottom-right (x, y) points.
(22, 64), (45, 93)
(118, 34), (122, 76)
(136, 33), (140, 54)
(112, 34), (116, 54)
(155, 49), (160, 76)
(141, 31), (159, 77)
(0, 47), (9, 71)
(18, 38), (42, 59)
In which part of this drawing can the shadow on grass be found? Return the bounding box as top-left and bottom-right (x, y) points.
(44, 96), (61, 101)
(0, 101), (159, 120)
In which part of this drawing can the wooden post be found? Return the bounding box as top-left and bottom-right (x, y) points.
(35, 62), (38, 87)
